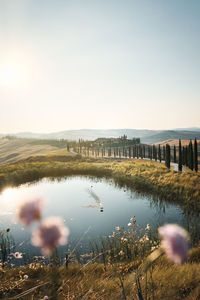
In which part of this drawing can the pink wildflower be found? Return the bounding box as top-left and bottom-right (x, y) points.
(43, 296), (49, 300)
(31, 217), (69, 255)
(158, 224), (189, 264)
(12, 252), (23, 259)
(17, 197), (45, 226)
(23, 274), (28, 280)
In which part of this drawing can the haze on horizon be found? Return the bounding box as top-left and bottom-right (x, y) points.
(0, 0), (200, 134)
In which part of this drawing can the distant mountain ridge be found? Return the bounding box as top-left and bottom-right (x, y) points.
(1, 128), (200, 144)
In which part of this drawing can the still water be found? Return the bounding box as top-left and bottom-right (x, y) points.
(0, 176), (184, 258)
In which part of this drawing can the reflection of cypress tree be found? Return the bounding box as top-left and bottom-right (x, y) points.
(173, 146), (176, 163)
(165, 144), (171, 169)
(194, 138), (198, 172)
(178, 140), (182, 171)
(158, 144), (161, 162)
(163, 146), (166, 161)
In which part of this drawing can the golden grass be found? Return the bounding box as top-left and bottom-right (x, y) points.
(1, 249), (200, 299)
(0, 138), (71, 165)
(0, 156), (200, 298)
(0, 158), (200, 212)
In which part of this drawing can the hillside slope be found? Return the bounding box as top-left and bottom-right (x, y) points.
(0, 138), (68, 165)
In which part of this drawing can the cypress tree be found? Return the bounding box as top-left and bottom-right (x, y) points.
(188, 141), (191, 169)
(165, 144), (171, 169)
(158, 144), (161, 162)
(173, 145), (177, 163)
(129, 146), (131, 158)
(163, 146), (166, 161)
(143, 145), (146, 158)
(178, 139), (182, 171)
(194, 138), (198, 172)
(185, 146), (188, 167)
(153, 145), (155, 160)
(182, 147), (185, 165)
(148, 146), (150, 159)
(136, 146), (139, 159)
(189, 140), (194, 170)
(191, 140), (194, 170)
(150, 146), (153, 160)
(133, 145), (135, 158)
(140, 145), (143, 159)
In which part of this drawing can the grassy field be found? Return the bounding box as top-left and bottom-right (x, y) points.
(0, 138), (69, 165)
(1, 149), (200, 299)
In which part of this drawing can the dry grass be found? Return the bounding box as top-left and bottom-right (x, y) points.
(0, 154), (200, 298)
(1, 249), (200, 299)
(0, 158), (200, 212)
(0, 138), (71, 165)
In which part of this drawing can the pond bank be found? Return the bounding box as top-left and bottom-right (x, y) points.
(0, 157), (200, 213)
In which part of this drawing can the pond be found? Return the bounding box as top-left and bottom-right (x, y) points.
(0, 176), (187, 261)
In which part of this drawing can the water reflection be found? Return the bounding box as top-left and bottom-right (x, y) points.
(0, 175), (198, 257)
(87, 189), (104, 212)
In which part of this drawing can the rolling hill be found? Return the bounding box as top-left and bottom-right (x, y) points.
(1, 128), (200, 144)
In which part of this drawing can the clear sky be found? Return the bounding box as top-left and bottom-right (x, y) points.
(0, 0), (200, 133)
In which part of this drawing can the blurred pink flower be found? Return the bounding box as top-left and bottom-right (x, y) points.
(17, 197), (44, 226)
(32, 217), (69, 255)
(158, 224), (189, 264)
(12, 252), (23, 259)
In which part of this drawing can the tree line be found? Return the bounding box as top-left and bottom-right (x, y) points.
(73, 138), (199, 172)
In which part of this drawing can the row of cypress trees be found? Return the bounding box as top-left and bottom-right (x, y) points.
(76, 139), (199, 172)
(177, 139), (198, 172)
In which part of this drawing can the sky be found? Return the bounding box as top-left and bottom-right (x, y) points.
(0, 0), (200, 133)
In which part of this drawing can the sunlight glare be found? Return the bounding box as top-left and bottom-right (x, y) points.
(0, 62), (26, 87)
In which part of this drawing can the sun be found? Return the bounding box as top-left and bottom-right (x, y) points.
(0, 62), (25, 87)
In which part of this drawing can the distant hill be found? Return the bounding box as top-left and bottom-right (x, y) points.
(1, 128), (200, 144)
(142, 130), (200, 144)
(174, 127), (200, 132)
(155, 139), (200, 147)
